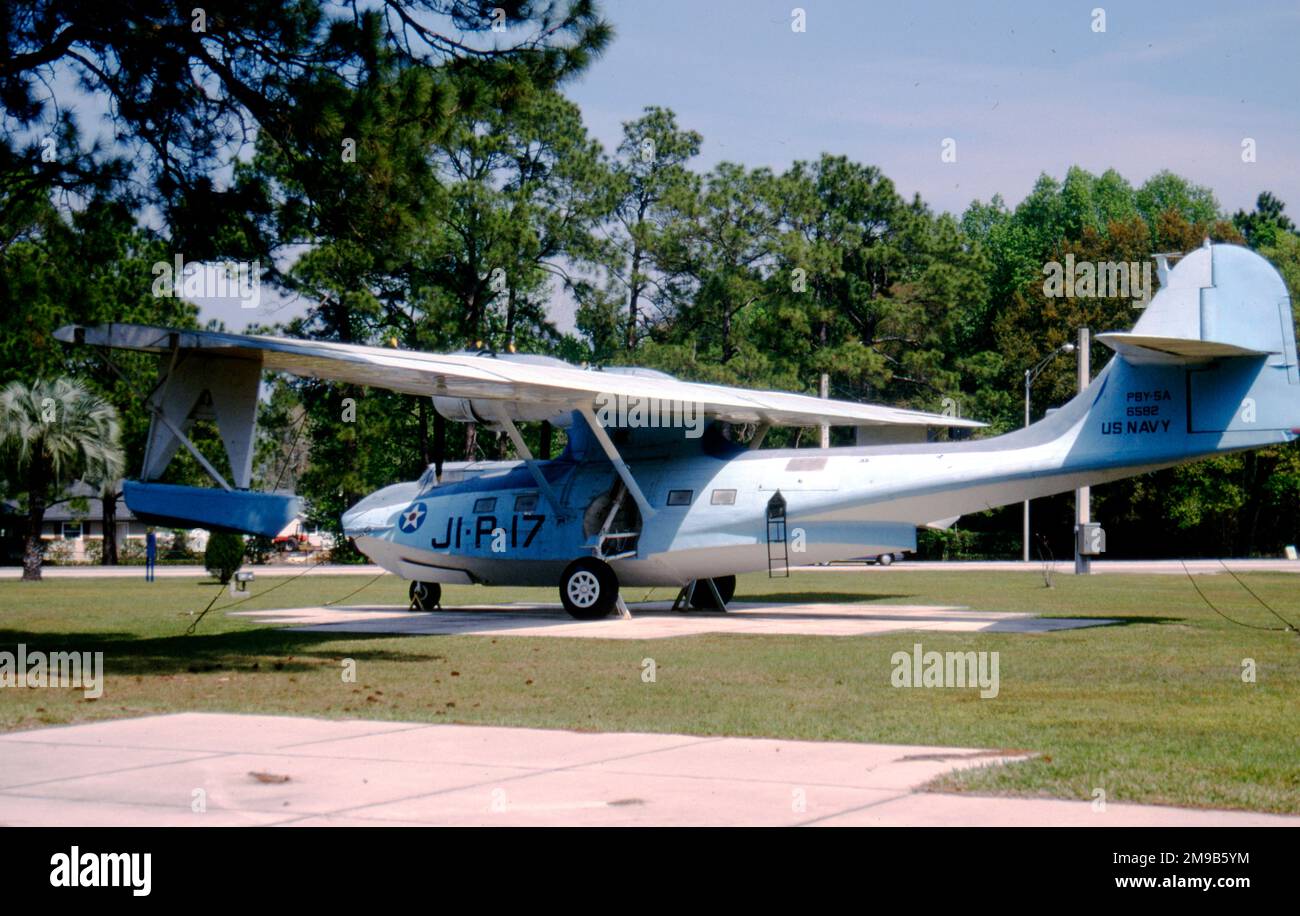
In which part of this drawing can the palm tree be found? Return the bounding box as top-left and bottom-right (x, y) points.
(0, 378), (123, 581)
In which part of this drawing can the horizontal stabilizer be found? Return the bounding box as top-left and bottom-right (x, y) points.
(1097, 332), (1272, 364)
(124, 481), (302, 537)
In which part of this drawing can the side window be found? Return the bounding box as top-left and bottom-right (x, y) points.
(514, 493), (538, 513)
(710, 489), (737, 506)
(666, 489), (693, 507)
(472, 497), (497, 514)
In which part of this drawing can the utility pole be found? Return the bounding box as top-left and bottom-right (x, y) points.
(1022, 342), (1074, 562)
(1022, 375), (1031, 563)
(1074, 327), (1091, 575)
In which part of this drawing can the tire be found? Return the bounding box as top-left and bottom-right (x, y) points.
(409, 580), (441, 611)
(560, 558), (618, 620)
(876, 553), (893, 567)
(689, 575), (736, 610)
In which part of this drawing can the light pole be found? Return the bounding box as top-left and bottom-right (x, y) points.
(1022, 342), (1075, 562)
(1074, 327), (1092, 575)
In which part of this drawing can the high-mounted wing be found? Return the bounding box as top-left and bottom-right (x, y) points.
(55, 323), (984, 430)
(56, 322), (984, 535)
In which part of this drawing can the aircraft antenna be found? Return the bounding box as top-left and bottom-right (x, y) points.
(1180, 561), (1296, 633)
(323, 570), (390, 607)
(1214, 561), (1298, 632)
(185, 556), (331, 634)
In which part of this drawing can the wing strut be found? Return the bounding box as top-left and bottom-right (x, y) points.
(489, 406), (567, 520)
(103, 340), (239, 491)
(149, 407), (234, 491)
(577, 406), (656, 520)
(135, 340), (261, 490)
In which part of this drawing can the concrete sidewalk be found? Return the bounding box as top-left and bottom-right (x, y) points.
(0, 563), (386, 579)
(1, 714), (1293, 827)
(800, 558), (1300, 574)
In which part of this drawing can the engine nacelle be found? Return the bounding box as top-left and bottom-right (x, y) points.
(430, 396), (574, 428)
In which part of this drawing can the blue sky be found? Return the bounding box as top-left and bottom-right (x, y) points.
(567, 0), (1300, 215)
(202, 0), (1300, 330)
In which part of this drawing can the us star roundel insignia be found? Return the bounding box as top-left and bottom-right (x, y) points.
(398, 502), (427, 533)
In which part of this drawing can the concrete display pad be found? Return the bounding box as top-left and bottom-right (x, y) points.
(231, 601), (1119, 639)
(1, 714), (1293, 827)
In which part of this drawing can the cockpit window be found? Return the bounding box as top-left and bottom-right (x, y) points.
(416, 466), (439, 491)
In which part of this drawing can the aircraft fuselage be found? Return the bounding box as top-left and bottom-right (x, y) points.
(343, 347), (1297, 589)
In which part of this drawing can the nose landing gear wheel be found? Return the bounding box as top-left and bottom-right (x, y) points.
(560, 558), (619, 620)
(409, 581), (441, 611)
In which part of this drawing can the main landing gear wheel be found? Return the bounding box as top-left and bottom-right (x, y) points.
(876, 553), (893, 567)
(560, 558), (619, 620)
(409, 580), (440, 611)
(689, 575), (736, 610)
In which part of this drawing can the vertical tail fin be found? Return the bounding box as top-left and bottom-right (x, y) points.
(1098, 240), (1297, 375)
(1087, 242), (1299, 446)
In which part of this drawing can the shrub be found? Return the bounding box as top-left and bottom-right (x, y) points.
(204, 531), (245, 584)
(42, 539), (74, 565)
(164, 529), (194, 560)
(917, 526), (979, 560)
(118, 538), (146, 564)
(245, 535), (275, 565)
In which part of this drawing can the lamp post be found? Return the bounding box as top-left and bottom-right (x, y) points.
(1074, 327), (1092, 575)
(1022, 342), (1075, 562)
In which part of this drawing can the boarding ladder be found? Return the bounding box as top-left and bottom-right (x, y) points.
(766, 491), (789, 578)
(596, 479), (640, 560)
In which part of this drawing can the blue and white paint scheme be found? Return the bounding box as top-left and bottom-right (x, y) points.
(58, 243), (1299, 618)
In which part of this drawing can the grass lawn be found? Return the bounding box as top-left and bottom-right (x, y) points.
(1, 567), (1297, 813)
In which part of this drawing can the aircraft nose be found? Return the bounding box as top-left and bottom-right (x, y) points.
(341, 481), (423, 535)
(341, 495), (398, 536)
(340, 503), (363, 530)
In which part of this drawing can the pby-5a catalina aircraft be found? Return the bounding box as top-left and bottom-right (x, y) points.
(58, 242), (1298, 618)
